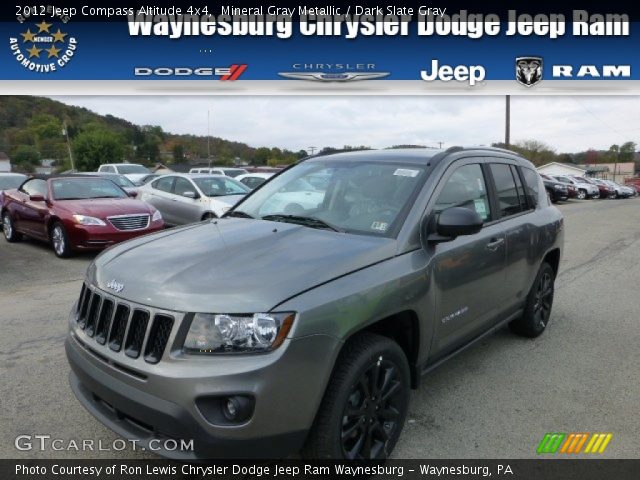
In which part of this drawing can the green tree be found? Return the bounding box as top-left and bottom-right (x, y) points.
(12, 145), (41, 173)
(619, 141), (636, 162)
(73, 129), (124, 171)
(172, 144), (185, 162)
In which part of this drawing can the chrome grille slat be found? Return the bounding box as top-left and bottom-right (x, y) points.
(75, 283), (177, 365)
(107, 214), (150, 231)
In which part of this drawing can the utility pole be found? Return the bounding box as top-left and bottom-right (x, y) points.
(437, 141), (444, 149)
(505, 95), (511, 148)
(207, 110), (212, 168)
(308, 146), (317, 156)
(62, 122), (75, 171)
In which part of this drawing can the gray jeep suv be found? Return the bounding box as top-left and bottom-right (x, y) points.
(65, 147), (563, 460)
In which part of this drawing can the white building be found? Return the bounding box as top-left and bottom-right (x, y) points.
(0, 152), (11, 172)
(537, 162), (587, 177)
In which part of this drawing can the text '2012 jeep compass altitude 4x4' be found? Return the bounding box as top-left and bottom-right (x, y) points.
(66, 147), (563, 460)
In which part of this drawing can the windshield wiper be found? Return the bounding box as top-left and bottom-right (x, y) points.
(226, 210), (255, 219)
(261, 214), (343, 232)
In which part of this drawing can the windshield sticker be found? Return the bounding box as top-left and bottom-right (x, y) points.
(474, 199), (488, 218)
(393, 168), (420, 178)
(371, 221), (389, 231)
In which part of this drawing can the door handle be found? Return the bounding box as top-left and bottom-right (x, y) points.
(486, 238), (504, 251)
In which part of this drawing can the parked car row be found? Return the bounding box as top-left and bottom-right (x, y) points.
(539, 173), (637, 202)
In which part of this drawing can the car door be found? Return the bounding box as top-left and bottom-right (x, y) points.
(16, 178), (49, 238)
(428, 160), (508, 358)
(143, 176), (176, 224)
(170, 177), (203, 224)
(487, 162), (536, 307)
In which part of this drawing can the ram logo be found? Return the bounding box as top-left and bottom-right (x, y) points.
(552, 65), (631, 78)
(516, 57), (543, 87)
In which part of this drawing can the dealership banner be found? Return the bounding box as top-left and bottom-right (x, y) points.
(1, 1), (639, 94)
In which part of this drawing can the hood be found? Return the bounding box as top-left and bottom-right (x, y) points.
(93, 218), (396, 313)
(56, 198), (152, 217)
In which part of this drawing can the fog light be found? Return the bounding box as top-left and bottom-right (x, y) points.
(224, 398), (239, 420)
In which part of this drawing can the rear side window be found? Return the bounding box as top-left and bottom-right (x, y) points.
(152, 176), (174, 192)
(510, 165), (529, 211)
(434, 164), (491, 221)
(521, 168), (541, 207)
(489, 164), (525, 218)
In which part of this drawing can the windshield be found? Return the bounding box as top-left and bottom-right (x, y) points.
(52, 178), (128, 200)
(0, 175), (26, 190)
(107, 175), (135, 187)
(192, 176), (250, 196)
(232, 159), (427, 236)
(117, 164), (150, 174)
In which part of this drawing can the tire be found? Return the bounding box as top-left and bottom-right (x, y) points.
(2, 212), (22, 242)
(510, 262), (555, 338)
(302, 332), (410, 460)
(577, 189), (587, 200)
(50, 221), (73, 258)
(201, 212), (217, 221)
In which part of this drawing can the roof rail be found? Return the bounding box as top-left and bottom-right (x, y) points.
(445, 146), (464, 153)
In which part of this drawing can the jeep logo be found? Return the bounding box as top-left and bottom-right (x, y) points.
(106, 279), (125, 293)
(420, 60), (486, 86)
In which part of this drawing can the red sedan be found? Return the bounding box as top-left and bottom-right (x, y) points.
(2, 175), (164, 258)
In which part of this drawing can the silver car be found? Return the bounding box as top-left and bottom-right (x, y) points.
(138, 173), (249, 225)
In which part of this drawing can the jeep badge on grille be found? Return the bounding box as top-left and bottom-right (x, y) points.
(106, 279), (125, 293)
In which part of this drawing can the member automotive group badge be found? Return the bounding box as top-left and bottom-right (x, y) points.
(516, 56), (543, 87)
(9, 15), (78, 74)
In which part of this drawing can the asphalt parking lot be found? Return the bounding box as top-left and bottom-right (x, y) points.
(1, 198), (639, 459)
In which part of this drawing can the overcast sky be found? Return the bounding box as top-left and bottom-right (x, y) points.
(51, 96), (640, 153)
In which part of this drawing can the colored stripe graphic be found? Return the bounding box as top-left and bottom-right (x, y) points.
(539, 433), (612, 454)
(221, 64), (247, 81)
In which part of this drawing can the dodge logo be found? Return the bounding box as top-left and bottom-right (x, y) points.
(106, 279), (124, 293)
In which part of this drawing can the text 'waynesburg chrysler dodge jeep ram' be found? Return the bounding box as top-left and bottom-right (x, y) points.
(66, 147), (563, 460)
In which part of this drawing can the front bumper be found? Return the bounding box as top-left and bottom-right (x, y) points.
(68, 221), (164, 250)
(66, 323), (340, 459)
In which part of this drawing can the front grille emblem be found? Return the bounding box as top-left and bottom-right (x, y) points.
(106, 279), (125, 293)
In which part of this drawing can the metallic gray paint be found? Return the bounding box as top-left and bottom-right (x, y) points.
(67, 147), (563, 458)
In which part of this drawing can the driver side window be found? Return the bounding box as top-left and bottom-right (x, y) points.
(434, 164), (491, 221)
(20, 179), (48, 198)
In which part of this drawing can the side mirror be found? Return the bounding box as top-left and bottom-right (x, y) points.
(426, 207), (483, 243)
(29, 194), (45, 202)
(127, 190), (137, 198)
(182, 191), (199, 199)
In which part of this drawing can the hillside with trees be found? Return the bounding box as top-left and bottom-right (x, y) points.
(0, 96), (306, 173)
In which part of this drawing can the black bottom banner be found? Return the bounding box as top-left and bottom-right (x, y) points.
(2, 459), (639, 480)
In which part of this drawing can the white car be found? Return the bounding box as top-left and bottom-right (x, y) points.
(98, 163), (151, 185)
(188, 167), (248, 178)
(137, 173), (250, 225)
(258, 177), (326, 216)
(601, 179), (635, 198)
(235, 172), (275, 190)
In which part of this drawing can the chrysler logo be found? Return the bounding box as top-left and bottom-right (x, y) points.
(106, 279), (124, 293)
(278, 72), (390, 82)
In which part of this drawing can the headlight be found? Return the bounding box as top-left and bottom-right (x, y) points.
(151, 210), (162, 222)
(554, 184), (563, 190)
(183, 312), (295, 354)
(72, 214), (106, 226)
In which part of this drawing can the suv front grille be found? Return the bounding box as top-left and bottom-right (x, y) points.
(108, 214), (150, 231)
(75, 283), (177, 365)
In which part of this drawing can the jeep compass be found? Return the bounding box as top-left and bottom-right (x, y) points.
(66, 147), (563, 459)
